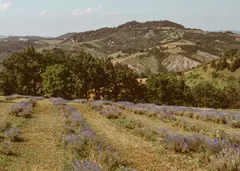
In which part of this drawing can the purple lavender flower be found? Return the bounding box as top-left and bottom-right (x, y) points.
(72, 160), (102, 171)
(4, 128), (20, 142)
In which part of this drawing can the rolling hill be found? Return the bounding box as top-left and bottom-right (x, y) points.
(50, 20), (240, 74)
(1, 20), (240, 75)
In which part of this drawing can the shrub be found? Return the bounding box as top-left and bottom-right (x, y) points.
(231, 115), (240, 128)
(205, 138), (230, 155)
(165, 134), (186, 152)
(135, 127), (158, 141)
(62, 134), (90, 158)
(0, 142), (13, 155)
(0, 121), (12, 133)
(72, 160), (102, 171)
(116, 119), (144, 130)
(209, 147), (240, 171)
(72, 99), (88, 103)
(99, 106), (122, 119)
(8, 98), (38, 118)
(4, 128), (20, 142)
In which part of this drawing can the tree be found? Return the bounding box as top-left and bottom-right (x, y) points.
(1, 47), (44, 95)
(190, 82), (225, 108)
(224, 49), (238, 58)
(106, 63), (140, 101)
(220, 58), (228, 70)
(146, 74), (190, 105)
(42, 64), (74, 98)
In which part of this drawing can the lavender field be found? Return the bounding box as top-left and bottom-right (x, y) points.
(0, 96), (240, 171)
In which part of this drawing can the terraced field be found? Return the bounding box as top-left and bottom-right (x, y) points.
(0, 97), (239, 171)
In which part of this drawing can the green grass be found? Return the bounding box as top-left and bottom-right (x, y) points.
(184, 66), (240, 88)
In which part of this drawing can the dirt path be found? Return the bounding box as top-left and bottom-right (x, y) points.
(72, 103), (205, 171)
(8, 99), (64, 171)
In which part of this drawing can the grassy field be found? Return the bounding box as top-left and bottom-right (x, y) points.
(0, 98), (64, 171)
(184, 66), (240, 87)
(0, 97), (239, 170)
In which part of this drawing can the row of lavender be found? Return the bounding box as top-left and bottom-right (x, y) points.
(88, 100), (240, 142)
(4, 94), (44, 101)
(88, 101), (240, 170)
(0, 97), (42, 155)
(51, 98), (135, 171)
(113, 101), (240, 145)
(113, 102), (240, 128)
(0, 121), (21, 155)
(7, 98), (40, 118)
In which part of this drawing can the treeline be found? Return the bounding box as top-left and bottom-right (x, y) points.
(0, 47), (239, 109)
(0, 47), (141, 101)
(210, 49), (240, 72)
(146, 74), (240, 109)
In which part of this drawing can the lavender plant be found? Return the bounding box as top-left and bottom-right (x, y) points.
(209, 147), (240, 171)
(0, 142), (13, 155)
(51, 101), (130, 171)
(71, 99), (88, 104)
(72, 160), (102, 171)
(4, 128), (20, 142)
(114, 102), (239, 126)
(231, 114), (240, 128)
(8, 98), (38, 118)
(99, 106), (122, 119)
(0, 121), (12, 133)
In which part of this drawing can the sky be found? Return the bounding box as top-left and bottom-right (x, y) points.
(0, 0), (240, 37)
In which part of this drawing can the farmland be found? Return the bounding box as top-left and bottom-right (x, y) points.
(0, 96), (239, 171)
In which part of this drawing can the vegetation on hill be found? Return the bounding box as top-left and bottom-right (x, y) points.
(1, 20), (240, 75)
(1, 47), (240, 109)
(210, 49), (240, 72)
(0, 47), (141, 102)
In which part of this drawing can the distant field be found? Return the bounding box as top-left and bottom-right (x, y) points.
(163, 39), (195, 49)
(1, 97), (239, 170)
(112, 53), (159, 74)
(40, 39), (63, 45)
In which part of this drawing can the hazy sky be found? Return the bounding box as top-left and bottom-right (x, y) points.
(0, 0), (239, 37)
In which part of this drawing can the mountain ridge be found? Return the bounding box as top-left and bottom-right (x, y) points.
(1, 20), (240, 75)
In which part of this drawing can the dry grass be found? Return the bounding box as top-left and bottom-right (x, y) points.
(0, 99), (65, 171)
(72, 103), (205, 171)
(119, 109), (191, 136)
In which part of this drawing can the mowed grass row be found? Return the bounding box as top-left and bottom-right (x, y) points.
(71, 103), (204, 171)
(0, 98), (29, 170)
(0, 98), (64, 171)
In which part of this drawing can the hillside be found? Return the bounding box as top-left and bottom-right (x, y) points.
(184, 65), (240, 88)
(51, 20), (240, 74)
(1, 20), (240, 74)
